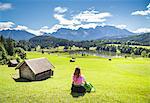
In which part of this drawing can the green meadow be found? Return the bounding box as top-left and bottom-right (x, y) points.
(0, 52), (150, 103)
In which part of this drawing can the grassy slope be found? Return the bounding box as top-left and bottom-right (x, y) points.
(0, 52), (150, 103)
(120, 33), (150, 45)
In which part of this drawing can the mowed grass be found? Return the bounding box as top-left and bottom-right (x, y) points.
(0, 52), (150, 103)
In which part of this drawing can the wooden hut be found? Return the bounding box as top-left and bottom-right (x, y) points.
(8, 60), (19, 67)
(16, 58), (54, 81)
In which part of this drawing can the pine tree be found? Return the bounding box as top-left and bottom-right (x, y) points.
(0, 35), (5, 45)
(5, 38), (14, 56)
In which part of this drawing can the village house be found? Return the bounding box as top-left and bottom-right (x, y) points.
(16, 58), (54, 81)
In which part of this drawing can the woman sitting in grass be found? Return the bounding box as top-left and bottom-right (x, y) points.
(71, 67), (86, 93)
(71, 67), (95, 96)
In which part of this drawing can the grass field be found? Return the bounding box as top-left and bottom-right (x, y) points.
(0, 52), (150, 103)
(41, 46), (84, 52)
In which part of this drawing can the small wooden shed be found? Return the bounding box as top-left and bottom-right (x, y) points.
(16, 58), (54, 81)
(8, 60), (19, 67)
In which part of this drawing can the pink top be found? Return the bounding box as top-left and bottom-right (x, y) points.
(72, 75), (85, 85)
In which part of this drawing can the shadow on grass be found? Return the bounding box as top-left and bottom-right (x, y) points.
(70, 92), (86, 98)
(13, 77), (31, 82)
(13, 77), (53, 82)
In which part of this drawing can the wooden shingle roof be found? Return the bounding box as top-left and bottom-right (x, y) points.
(16, 58), (55, 75)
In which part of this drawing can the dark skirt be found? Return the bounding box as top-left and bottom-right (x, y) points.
(71, 84), (86, 93)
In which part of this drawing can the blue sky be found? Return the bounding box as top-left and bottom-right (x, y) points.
(0, 0), (150, 35)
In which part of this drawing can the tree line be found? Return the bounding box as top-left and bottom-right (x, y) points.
(29, 36), (150, 58)
(0, 36), (27, 65)
(96, 45), (150, 58)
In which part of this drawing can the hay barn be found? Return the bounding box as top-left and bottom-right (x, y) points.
(8, 60), (18, 67)
(16, 58), (54, 81)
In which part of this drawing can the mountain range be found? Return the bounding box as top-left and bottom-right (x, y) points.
(0, 25), (135, 41)
(0, 30), (35, 41)
(50, 26), (135, 40)
(30, 33), (150, 47)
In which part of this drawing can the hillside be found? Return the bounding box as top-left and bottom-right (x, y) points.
(29, 36), (70, 47)
(119, 33), (150, 45)
(0, 30), (35, 41)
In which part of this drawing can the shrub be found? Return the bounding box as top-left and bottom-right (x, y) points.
(141, 51), (147, 57)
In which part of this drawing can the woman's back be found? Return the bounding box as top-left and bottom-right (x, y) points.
(72, 75), (85, 85)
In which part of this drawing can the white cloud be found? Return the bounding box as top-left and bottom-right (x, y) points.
(18, 25), (60, 35)
(115, 24), (127, 29)
(0, 2), (12, 11)
(14, 25), (28, 30)
(0, 22), (63, 35)
(1, 8), (126, 35)
(74, 10), (111, 23)
(54, 7), (67, 13)
(131, 3), (150, 16)
(133, 28), (150, 33)
(26, 29), (41, 36)
(41, 26), (49, 29)
(38, 26), (53, 34)
(54, 14), (81, 25)
(53, 8), (112, 31)
(0, 22), (42, 36)
(131, 10), (150, 16)
(24, 26), (52, 36)
(14, 25), (44, 36)
(147, 3), (150, 9)
(1, 21), (149, 36)
(47, 24), (63, 33)
(0, 22), (14, 30)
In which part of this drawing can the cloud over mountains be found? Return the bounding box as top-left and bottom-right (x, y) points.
(0, 2), (12, 11)
(0, 5), (150, 35)
(131, 3), (150, 16)
(52, 7), (112, 32)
